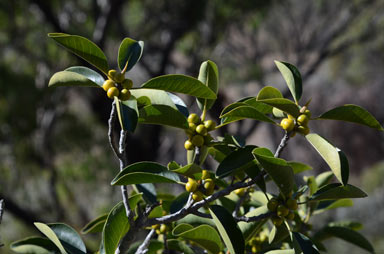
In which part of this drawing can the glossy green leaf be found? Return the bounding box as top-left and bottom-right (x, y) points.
(177, 214), (216, 227)
(274, 61), (302, 103)
(118, 38), (144, 72)
(315, 171), (334, 188)
(170, 192), (190, 214)
(131, 89), (177, 109)
(171, 163), (202, 177)
(220, 105), (276, 125)
(167, 92), (189, 117)
(314, 199), (353, 214)
(167, 239), (194, 254)
(238, 205), (269, 241)
(138, 104), (188, 129)
(328, 221), (363, 230)
(48, 71), (101, 88)
(317, 104), (384, 131)
(288, 161), (313, 174)
(111, 161), (180, 185)
(209, 205), (245, 254)
(269, 223), (290, 244)
(48, 224), (86, 254)
(10, 237), (60, 254)
(258, 98), (300, 117)
(141, 74), (216, 99)
(293, 232), (320, 254)
(81, 214), (108, 234)
(103, 202), (130, 254)
(310, 183), (367, 201)
(314, 226), (374, 253)
(338, 149), (349, 185)
(197, 60), (219, 110)
(253, 151), (294, 197)
(257, 86), (283, 100)
(48, 33), (109, 73)
(65, 66), (105, 86)
(306, 134), (346, 184)
(34, 223), (67, 254)
(216, 146), (258, 178)
(172, 223), (222, 254)
(115, 97), (139, 132)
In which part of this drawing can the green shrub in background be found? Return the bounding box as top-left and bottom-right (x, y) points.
(9, 33), (383, 254)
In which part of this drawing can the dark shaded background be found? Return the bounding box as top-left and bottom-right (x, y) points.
(1, 0), (384, 253)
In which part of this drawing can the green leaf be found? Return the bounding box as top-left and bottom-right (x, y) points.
(253, 151), (294, 197)
(48, 224), (86, 254)
(136, 183), (157, 204)
(34, 223), (67, 254)
(138, 104), (188, 129)
(115, 97), (139, 132)
(317, 104), (384, 131)
(269, 223), (290, 244)
(171, 163), (202, 177)
(238, 205), (269, 241)
(257, 86), (283, 100)
(177, 214), (216, 227)
(338, 149), (349, 185)
(209, 205), (245, 254)
(197, 60), (219, 110)
(292, 232), (320, 254)
(111, 161), (180, 185)
(141, 74), (217, 99)
(274, 61), (302, 103)
(103, 202), (130, 254)
(81, 214), (108, 234)
(48, 33), (109, 74)
(65, 66), (105, 86)
(264, 250), (295, 254)
(315, 171), (334, 188)
(216, 146), (258, 178)
(220, 105), (276, 125)
(131, 89), (177, 109)
(167, 239), (194, 254)
(172, 224), (222, 254)
(288, 161), (313, 174)
(310, 183), (367, 201)
(10, 237), (60, 254)
(314, 226), (374, 253)
(118, 38), (144, 72)
(258, 98), (300, 117)
(48, 71), (101, 88)
(170, 192), (190, 214)
(306, 133), (347, 185)
(314, 199), (353, 214)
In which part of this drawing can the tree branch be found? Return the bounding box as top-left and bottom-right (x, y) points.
(274, 132), (290, 158)
(135, 229), (155, 254)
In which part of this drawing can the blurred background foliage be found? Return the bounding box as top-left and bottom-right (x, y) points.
(1, 0), (384, 253)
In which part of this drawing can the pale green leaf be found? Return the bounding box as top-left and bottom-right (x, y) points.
(118, 38), (144, 72)
(274, 60), (302, 103)
(197, 60), (219, 110)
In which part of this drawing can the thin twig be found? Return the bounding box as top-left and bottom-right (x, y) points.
(163, 234), (169, 254)
(232, 191), (249, 217)
(135, 229), (156, 254)
(191, 210), (212, 219)
(274, 132), (290, 158)
(235, 212), (274, 222)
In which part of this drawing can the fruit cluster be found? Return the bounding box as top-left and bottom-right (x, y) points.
(267, 195), (298, 226)
(184, 113), (216, 150)
(102, 69), (133, 101)
(152, 223), (171, 235)
(248, 231), (268, 253)
(280, 107), (311, 136)
(185, 170), (216, 202)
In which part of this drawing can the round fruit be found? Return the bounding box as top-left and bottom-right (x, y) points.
(107, 87), (119, 99)
(251, 245), (259, 253)
(286, 198), (298, 210)
(204, 120), (216, 131)
(159, 224), (168, 234)
(192, 135), (204, 147)
(288, 114), (295, 120)
(280, 118), (295, 132)
(234, 187), (246, 196)
(187, 113), (199, 124)
(271, 216), (283, 226)
(297, 114), (309, 126)
(151, 224), (160, 229)
(185, 178), (198, 192)
(122, 79), (133, 89)
(188, 122), (197, 132)
(204, 179), (215, 195)
(287, 211), (295, 220)
(267, 198), (279, 211)
(102, 80), (115, 91)
(115, 73), (125, 83)
(184, 140), (194, 150)
(155, 229), (161, 235)
(304, 109), (311, 118)
(296, 125), (310, 135)
(120, 89), (131, 101)
(202, 170), (210, 180)
(192, 191), (204, 202)
(196, 124), (208, 136)
(277, 205), (289, 217)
